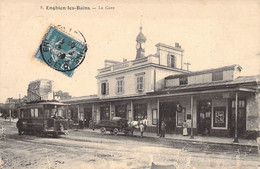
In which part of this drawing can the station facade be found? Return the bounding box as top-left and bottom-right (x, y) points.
(62, 27), (260, 140)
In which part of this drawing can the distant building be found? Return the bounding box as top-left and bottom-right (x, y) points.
(27, 79), (53, 101)
(53, 90), (72, 100)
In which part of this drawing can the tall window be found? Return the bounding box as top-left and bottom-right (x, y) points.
(212, 71), (223, 81)
(136, 76), (144, 92)
(170, 55), (176, 68)
(117, 79), (124, 94)
(101, 81), (109, 95)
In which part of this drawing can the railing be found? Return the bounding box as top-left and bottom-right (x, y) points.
(98, 67), (112, 73)
(113, 62), (130, 70)
(98, 56), (158, 75)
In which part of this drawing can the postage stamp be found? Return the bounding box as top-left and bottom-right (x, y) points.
(35, 25), (87, 77)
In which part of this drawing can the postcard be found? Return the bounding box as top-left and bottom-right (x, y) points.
(0, 0), (259, 168)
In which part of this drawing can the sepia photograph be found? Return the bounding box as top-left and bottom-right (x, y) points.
(0, 0), (259, 168)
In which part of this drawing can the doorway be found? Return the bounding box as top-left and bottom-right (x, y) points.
(228, 99), (246, 137)
(159, 102), (177, 133)
(84, 107), (92, 127)
(197, 101), (212, 135)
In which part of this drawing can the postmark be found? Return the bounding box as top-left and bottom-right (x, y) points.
(35, 25), (87, 77)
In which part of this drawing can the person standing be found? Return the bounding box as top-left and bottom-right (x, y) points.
(183, 120), (188, 136)
(16, 119), (23, 135)
(160, 120), (166, 137)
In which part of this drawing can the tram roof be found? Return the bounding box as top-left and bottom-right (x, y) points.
(19, 100), (70, 108)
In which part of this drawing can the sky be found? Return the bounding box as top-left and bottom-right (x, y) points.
(0, 0), (259, 103)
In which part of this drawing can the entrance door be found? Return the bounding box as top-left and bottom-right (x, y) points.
(84, 107), (92, 127)
(197, 101), (212, 135)
(159, 102), (176, 134)
(228, 99), (246, 137)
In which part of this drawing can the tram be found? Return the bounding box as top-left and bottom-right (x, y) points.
(18, 100), (70, 137)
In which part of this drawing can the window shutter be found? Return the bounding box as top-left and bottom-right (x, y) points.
(106, 82), (109, 95)
(143, 77), (145, 92)
(101, 83), (105, 95)
(122, 80), (124, 93)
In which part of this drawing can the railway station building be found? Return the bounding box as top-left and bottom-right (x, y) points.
(62, 26), (260, 140)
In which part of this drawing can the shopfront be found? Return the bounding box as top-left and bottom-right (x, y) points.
(115, 104), (127, 118)
(100, 105), (110, 120)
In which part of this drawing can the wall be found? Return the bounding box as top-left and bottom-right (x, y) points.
(97, 67), (153, 98)
(157, 45), (183, 69)
(188, 73), (212, 85)
(223, 70), (233, 81)
(246, 94), (260, 131)
(155, 68), (181, 90)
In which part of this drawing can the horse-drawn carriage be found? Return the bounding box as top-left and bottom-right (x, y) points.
(97, 117), (148, 137)
(97, 117), (132, 136)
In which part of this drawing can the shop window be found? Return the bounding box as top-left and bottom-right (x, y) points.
(212, 71), (223, 81)
(134, 104), (147, 121)
(117, 79), (124, 94)
(136, 76), (144, 92)
(179, 77), (188, 85)
(152, 109), (157, 125)
(100, 106), (110, 120)
(101, 81), (109, 95)
(115, 104), (127, 118)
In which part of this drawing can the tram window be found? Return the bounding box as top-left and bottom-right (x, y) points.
(58, 109), (63, 117)
(20, 110), (24, 118)
(38, 109), (43, 117)
(45, 110), (50, 117)
(31, 109), (35, 117)
(51, 109), (56, 116)
(34, 109), (38, 117)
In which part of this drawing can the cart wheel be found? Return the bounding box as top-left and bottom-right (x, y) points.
(113, 128), (119, 136)
(53, 131), (58, 138)
(100, 127), (106, 135)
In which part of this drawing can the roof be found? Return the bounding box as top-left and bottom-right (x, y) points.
(153, 75), (260, 95)
(165, 64), (242, 80)
(61, 95), (99, 103)
(155, 43), (184, 52)
(136, 26), (146, 43)
(19, 100), (70, 108)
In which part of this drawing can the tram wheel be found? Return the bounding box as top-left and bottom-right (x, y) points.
(100, 127), (106, 135)
(113, 128), (119, 136)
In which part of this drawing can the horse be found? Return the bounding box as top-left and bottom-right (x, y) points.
(128, 119), (148, 138)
